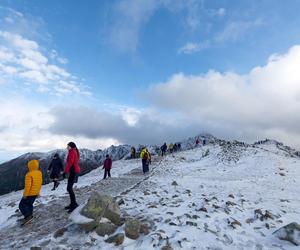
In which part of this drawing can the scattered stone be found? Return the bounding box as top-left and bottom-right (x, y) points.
(161, 245), (173, 250)
(105, 233), (125, 246)
(164, 219), (172, 223)
(279, 173), (286, 176)
(184, 213), (192, 219)
(148, 204), (158, 208)
(228, 194), (235, 199)
(226, 201), (237, 206)
(228, 218), (242, 228)
(246, 218), (255, 224)
(186, 221), (197, 227)
(172, 194), (179, 198)
(96, 222), (117, 236)
(140, 223), (150, 235)
(213, 204), (221, 209)
(169, 222), (177, 226)
(117, 199), (125, 206)
(166, 212), (174, 215)
(54, 228), (67, 238)
(7, 202), (16, 207)
(30, 247), (42, 250)
(197, 207), (208, 213)
(171, 181), (178, 186)
(192, 215), (200, 219)
(144, 191), (151, 195)
(273, 222), (300, 246)
(125, 219), (141, 239)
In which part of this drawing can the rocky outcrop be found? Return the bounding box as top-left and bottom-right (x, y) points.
(273, 222), (300, 246)
(125, 219), (141, 239)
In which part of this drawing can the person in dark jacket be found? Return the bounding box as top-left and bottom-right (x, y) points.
(161, 143), (167, 156)
(103, 154), (112, 179)
(130, 147), (136, 159)
(63, 142), (80, 213)
(48, 153), (64, 190)
(177, 143), (181, 151)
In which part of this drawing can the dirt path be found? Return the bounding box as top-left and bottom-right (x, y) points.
(0, 158), (161, 250)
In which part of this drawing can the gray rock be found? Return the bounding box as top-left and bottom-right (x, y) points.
(81, 192), (121, 225)
(125, 219), (141, 239)
(30, 247), (42, 250)
(79, 220), (98, 233)
(105, 233), (125, 246)
(273, 222), (300, 246)
(96, 222), (117, 237)
(53, 228), (67, 238)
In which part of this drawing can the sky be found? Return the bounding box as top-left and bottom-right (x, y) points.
(1, 0), (300, 161)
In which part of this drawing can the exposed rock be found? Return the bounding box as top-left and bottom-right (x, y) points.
(273, 222), (300, 246)
(105, 233), (125, 246)
(186, 221), (197, 227)
(95, 222), (117, 237)
(30, 247), (42, 250)
(125, 219), (141, 239)
(81, 192), (121, 225)
(140, 223), (150, 235)
(53, 228), (67, 238)
(171, 181), (178, 186)
(80, 220), (98, 233)
(161, 245), (173, 250)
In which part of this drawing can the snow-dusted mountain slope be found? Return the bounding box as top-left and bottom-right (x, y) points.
(0, 145), (131, 195)
(0, 138), (299, 249)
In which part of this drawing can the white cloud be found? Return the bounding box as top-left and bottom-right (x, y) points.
(0, 30), (87, 95)
(147, 45), (300, 148)
(178, 41), (210, 54)
(215, 19), (264, 43)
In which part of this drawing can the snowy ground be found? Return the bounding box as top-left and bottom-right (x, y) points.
(0, 142), (299, 249)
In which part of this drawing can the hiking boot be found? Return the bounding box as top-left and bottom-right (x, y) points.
(67, 204), (78, 214)
(64, 205), (71, 210)
(21, 215), (33, 226)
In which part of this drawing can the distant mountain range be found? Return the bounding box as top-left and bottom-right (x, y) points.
(1, 134), (299, 196)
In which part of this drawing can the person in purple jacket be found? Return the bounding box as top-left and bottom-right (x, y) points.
(102, 154), (112, 179)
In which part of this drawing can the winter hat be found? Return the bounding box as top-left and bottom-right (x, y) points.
(106, 154), (109, 158)
(54, 153), (59, 158)
(67, 142), (77, 148)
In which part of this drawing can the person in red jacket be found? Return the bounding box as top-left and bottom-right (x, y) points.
(103, 154), (112, 179)
(63, 142), (80, 213)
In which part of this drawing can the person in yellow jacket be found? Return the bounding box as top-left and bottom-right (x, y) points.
(19, 159), (43, 224)
(168, 143), (174, 153)
(140, 148), (150, 174)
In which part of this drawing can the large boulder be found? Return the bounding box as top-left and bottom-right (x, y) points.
(96, 222), (118, 237)
(125, 219), (141, 239)
(81, 192), (121, 225)
(273, 222), (300, 246)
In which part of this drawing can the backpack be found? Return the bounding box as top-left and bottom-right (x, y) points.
(143, 150), (149, 160)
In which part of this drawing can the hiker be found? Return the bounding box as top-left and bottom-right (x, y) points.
(203, 139), (206, 146)
(168, 143), (174, 153)
(47, 153), (64, 191)
(63, 142), (80, 213)
(161, 142), (167, 156)
(19, 159), (42, 225)
(177, 143), (181, 151)
(103, 154), (112, 179)
(140, 147), (150, 174)
(130, 147), (136, 159)
(173, 143), (178, 152)
(195, 138), (200, 147)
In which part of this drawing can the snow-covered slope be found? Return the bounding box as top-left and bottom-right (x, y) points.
(0, 138), (299, 249)
(0, 145), (131, 195)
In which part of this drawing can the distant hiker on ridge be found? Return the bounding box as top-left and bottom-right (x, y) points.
(48, 153), (64, 191)
(161, 142), (167, 156)
(140, 147), (150, 174)
(195, 138), (200, 147)
(103, 154), (112, 179)
(168, 143), (174, 153)
(130, 146), (136, 159)
(19, 159), (42, 225)
(63, 142), (80, 213)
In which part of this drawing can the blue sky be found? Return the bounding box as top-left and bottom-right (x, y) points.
(1, 0), (300, 161)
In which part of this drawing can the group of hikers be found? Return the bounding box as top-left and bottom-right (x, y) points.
(19, 137), (207, 226)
